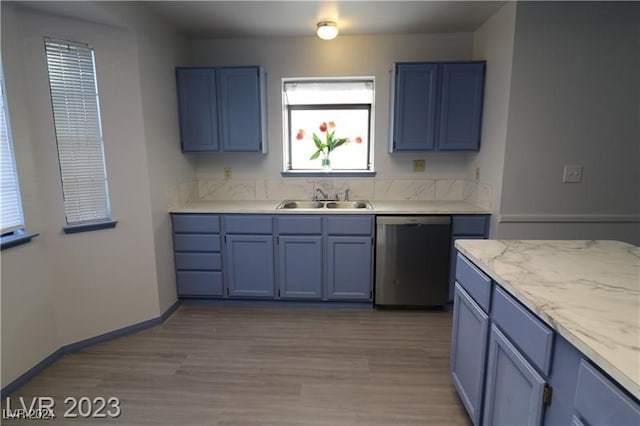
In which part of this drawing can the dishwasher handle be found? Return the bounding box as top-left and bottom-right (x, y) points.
(376, 216), (451, 226)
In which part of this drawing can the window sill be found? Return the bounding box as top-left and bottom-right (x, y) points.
(282, 170), (376, 178)
(1, 230), (39, 250)
(63, 220), (118, 235)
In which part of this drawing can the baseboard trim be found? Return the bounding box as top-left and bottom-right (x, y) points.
(499, 214), (640, 223)
(160, 299), (181, 322)
(180, 297), (373, 310)
(1, 300), (181, 398)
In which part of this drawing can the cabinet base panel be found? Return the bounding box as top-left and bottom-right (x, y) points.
(179, 297), (373, 310)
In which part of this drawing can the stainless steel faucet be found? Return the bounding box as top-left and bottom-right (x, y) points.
(314, 188), (329, 201)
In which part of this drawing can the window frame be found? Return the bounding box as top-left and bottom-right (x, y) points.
(0, 60), (38, 250)
(282, 77), (376, 177)
(44, 37), (117, 234)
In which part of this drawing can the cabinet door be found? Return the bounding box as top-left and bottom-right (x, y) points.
(438, 62), (485, 151)
(217, 68), (263, 152)
(483, 324), (546, 426)
(450, 284), (490, 426)
(392, 63), (438, 151)
(325, 236), (372, 301)
(176, 68), (219, 152)
(225, 234), (274, 298)
(278, 236), (323, 300)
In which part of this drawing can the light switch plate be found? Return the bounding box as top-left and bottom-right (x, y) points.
(563, 165), (583, 183)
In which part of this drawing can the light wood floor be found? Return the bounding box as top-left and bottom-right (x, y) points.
(3, 305), (470, 425)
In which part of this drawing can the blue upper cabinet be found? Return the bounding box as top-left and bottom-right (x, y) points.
(176, 68), (219, 152)
(176, 66), (266, 153)
(391, 61), (485, 152)
(392, 63), (438, 151)
(438, 63), (485, 151)
(217, 67), (265, 153)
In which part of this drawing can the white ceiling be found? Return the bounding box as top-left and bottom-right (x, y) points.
(144, 1), (506, 39)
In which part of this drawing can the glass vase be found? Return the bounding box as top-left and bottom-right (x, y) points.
(321, 156), (331, 170)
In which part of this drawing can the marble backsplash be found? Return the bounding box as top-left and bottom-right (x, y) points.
(168, 178), (493, 211)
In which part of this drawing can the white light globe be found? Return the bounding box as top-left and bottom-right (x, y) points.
(317, 22), (338, 40)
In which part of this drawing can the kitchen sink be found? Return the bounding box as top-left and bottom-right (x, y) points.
(276, 200), (372, 210)
(325, 201), (370, 209)
(278, 201), (325, 209)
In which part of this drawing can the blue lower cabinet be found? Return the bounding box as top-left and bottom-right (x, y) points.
(172, 214), (223, 298)
(450, 283), (490, 426)
(573, 360), (640, 426)
(448, 215), (490, 303)
(483, 324), (546, 426)
(225, 234), (275, 298)
(278, 235), (323, 300)
(325, 236), (373, 301)
(176, 271), (223, 297)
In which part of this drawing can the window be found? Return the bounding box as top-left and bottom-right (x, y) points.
(283, 78), (374, 173)
(0, 65), (25, 235)
(44, 38), (115, 233)
(0, 61), (37, 250)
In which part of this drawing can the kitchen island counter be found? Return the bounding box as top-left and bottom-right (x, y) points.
(455, 239), (640, 400)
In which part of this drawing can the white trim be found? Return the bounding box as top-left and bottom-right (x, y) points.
(499, 214), (640, 224)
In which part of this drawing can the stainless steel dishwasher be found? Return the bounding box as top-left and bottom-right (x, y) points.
(375, 216), (451, 307)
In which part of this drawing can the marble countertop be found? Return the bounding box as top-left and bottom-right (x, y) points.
(169, 200), (490, 215)
(454, 239), (640, 399)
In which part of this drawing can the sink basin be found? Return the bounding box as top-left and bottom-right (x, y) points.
(278, 201), (325, 209)
(325, 201), (371, 209)
(276, 200), (372, 210)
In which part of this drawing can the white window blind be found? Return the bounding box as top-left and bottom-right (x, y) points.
(45, 37), (111, 225)
(283, 80), (374, 105)
(0, 67), (25, 234)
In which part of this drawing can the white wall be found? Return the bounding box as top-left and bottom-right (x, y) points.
(471, 2), (516, 236)
(100, 3), (197, 312)
(0, 3), (192, 387)
(498, 2), (640, 243)
(187, 33), (477, 181)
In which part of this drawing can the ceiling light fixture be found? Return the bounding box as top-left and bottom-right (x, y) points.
(317, 21), (338, 40)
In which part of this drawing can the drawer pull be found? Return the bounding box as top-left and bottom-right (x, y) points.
(543, 384), (553, 406)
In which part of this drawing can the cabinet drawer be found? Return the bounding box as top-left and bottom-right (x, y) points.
(175, 253), (222, 270)
(224, 215), (272, 234)
(177, 271), (223, 297)
(452, 215), (489, 236)
(276, 216), (322, 234)
(491, 285), (553, 375)
(172, 214), (220, 233)
(455, 253), (491, 312)
(325, 215), (373, 235)
(174, 234), (221, 252)
(574, 360), (640, 425)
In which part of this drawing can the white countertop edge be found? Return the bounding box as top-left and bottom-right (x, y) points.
(169, 200), (491, 215)
(454, 242), (640, 400)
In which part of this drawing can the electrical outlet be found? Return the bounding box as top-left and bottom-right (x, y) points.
(413, 159), (426, 172)
(224, 166), (232, 180)
(562, 165), (582, 183)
